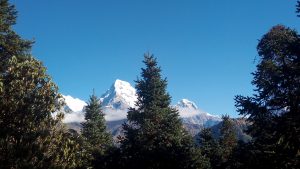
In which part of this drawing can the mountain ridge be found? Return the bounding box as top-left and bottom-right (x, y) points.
(62, 79), (222, 136)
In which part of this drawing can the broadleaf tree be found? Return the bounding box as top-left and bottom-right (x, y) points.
(0, 1), (84, 168)
(0, 56), (83, 168)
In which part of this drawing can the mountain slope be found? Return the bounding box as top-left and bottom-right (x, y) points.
(62, 79), (222, 137)
(175, 99), (221, 126)
(175, 99), (221, 135)
(63, 95), (87, 112)
(61, 95), (87, 123)
(100, 79), (137, 121)
(100, 79), (137, 110)
(210, 118), (251, 142)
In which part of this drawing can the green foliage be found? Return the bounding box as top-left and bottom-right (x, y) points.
(0, 77), (3, 93)
(228, 141), (255, 169)
(297, 1), (300, 17)
(198, 115), (237, 169)
(219, 115), (237, 164)
(0, 56), (82, 168)
(120, 54), (210, 169)
(0, 1), (85, 168)
(42, 126), (90, 169)
(82, 93), (112, 150)
(235, 25), (300, 168)
(0, 0), (32, 71)
(81, 93), (113, 168)
(198, 128), (221, 169)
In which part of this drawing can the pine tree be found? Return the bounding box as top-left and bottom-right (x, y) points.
(235, 25), (300, 168)
(81, 92), (113, 168)
(219, 115), (237, 168)
(198, 128), (221, 169)
(198, 116), (237, 169)
(120, 54), (210, 169)
(297, 1), (300, 17)
(0, 0), (32, 72)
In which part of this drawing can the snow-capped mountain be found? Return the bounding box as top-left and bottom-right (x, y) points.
(175, 99), (221, 127)
(174, 99), (221, 135)
(100, 79), (137, 109)
(60, 80), (136, 123)
(176, 99), (199, 117)
(63, 95), (87, 112)
(100, 79), (137, 121)
(61, 95), (87, 123)
(62, 79), (222, 136)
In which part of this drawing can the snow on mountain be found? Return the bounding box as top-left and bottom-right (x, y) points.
(62, 80), (221, 136)
(63, 95), (87, 112)
(100, 79), (137, 109)
(176, 99), (199, 117)
(175, 99), (221, 127)
(100, 79), (137, 121)
(61, 95), (87, 123)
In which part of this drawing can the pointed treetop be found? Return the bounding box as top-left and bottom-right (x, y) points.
(297, 1), (300, 17)
(92, 88), (96, 96)
(0, 0), (17, 31)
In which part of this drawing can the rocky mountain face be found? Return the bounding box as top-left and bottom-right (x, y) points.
(174, 99), (221, 136)
(62, 79), (239, 139)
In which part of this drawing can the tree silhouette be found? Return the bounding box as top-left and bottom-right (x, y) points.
(121, 54), (210, 169)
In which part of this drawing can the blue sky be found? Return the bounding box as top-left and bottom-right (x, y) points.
(11, 0), (299, 117)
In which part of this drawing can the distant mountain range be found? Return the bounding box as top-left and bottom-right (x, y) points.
(61, 79), (248, 140)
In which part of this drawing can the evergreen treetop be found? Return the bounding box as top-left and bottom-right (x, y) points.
(0, 0), (32, 71)
(124, 54), (184, 150)
(121, 53), (210, 169)
(81, 92), (112, 151)
(235, 25), (300, 168)
(297, 1), (300, 17)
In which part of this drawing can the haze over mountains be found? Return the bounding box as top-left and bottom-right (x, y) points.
(62, 79), (222, 135)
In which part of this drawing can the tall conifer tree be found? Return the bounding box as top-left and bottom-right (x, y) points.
(235, 25), (300, 168)
(198, 128), (221, 169)
(81, 92), (113, 168)
(120, 54), (210, 169)
(198, 115), (237, 169)
(297, 1), (300, 17)
(0, 0), (32, 71)
(219, 115), (237, 168)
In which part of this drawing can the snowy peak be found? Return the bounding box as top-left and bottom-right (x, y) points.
(100, 79), (137, 110)
(174, 98), (221, 127)
(113, 79), (136, 105)
(176, 99), (198, 110)
(60, 95), (87, 123)
(62, 95), (87, 112)
(61, 82), (221, 127)
(175, 99), (202, 118)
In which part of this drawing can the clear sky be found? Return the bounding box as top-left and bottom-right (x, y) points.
(11, 0), (299, 117)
